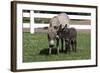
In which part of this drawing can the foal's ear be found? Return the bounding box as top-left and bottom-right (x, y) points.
(59, 24), (62, 29)
(65, 24), (68, 28)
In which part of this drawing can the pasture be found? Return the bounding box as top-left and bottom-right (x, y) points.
(23, 31), (91, 62)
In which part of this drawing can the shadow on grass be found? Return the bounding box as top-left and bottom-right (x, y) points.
(39, 48), (49, 55)
(39, 48), (61, 55)
(39, 48), (69, 55)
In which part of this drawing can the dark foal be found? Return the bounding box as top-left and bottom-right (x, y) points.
(59, 25), (77, 53)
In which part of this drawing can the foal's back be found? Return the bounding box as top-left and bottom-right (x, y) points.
(69, 28), (77, 40)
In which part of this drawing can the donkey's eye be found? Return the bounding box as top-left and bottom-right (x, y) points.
(54, 26), (58, 29)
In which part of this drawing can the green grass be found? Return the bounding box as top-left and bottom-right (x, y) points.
(23, 32), (91, 62)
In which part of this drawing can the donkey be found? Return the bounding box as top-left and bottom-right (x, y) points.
(62, 25), (77, 53)
(57, 13), (70, 29)
(47, 27), (59, 54)
(49, 13), (70, 51)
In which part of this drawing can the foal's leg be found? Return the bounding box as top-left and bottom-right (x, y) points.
(65, 41), (68, 53)
(74, 40), (77, 52)
(61, 38), (64, 51)
(56, 38), (59, 54)
(68, 40), (71, 54)
(72, 40), (77, 52)
(71, 40), (74, 52)
(65, 40), (70, 54)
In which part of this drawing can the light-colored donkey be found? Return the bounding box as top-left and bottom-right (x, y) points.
(47, 16), (60, 54)
(57, 13), (70, 29)
(48, 13), (70, 54)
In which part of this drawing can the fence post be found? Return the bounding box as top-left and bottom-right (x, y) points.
(30, 10), (35, 34)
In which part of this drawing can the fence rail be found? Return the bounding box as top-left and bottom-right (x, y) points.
(23, 23), (91, 29)
(23, 13), (91, 20)
(23, 10), (91, 34)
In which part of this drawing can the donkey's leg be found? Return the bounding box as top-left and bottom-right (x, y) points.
(49, 45), (52, 55)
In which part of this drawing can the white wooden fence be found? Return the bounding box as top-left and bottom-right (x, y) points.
(23, 10), (91, 34)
